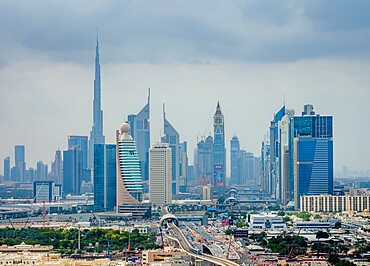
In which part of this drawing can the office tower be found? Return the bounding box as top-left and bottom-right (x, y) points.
(261, 136), (271, 193)
(194, 136), (213, 186)
(278, 114), (292, 204)
(187, 165), (195, 185)
(36, 161), (48, 180)
(230, 136), (240, 185)
(63, 147), (83, 195)
(292, 104), (333, 209)
(179, 141), (188, 193)
(116, 123), (151, 218)
(89, 34), (105, 169)
(3, 157), (10, 181)
(68, 136), (88, 169)
(246, 152), (255, 182)
(94, 144), (117, 210)
(126, 90), (150, 193)
(26, 168), (35, 183)
(51, 150), (62, 185)
(213, 129), (224, 187)
(149, 143), (172, 206)
(268, 106), (285, 199)
(238, 149), (247, 185)
(162, 104), (180, 194)
(33, 181), (54, 203)
(213, 102), (225, 189)
(15, 145), (25, 182)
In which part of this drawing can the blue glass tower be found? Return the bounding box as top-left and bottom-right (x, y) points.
(94, 144), (116, 210)
(63, 147), (83, 195)
(162, 104), (180, 194)
(89, 31), (105, 169)
(213, 129), (224, 187)
(230, 136), (240, 185)
(291, 105), (333, 209)
(116, 123), (151, 219)
(195, 136), (213, 185)
(3, 157), (10, 181)
(126, 89), (150, 193)
(213, 102), (225, 189)
(15, 145), (25, 182)
(69, 136), (88, 169)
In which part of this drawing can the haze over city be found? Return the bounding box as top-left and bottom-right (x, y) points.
(1, 0), (370, 172)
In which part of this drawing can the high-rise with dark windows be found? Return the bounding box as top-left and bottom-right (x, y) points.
(94, 144), (116, 210)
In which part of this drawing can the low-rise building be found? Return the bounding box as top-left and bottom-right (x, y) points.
(142, 248), (189, 265)
(249, 214), (286, 230)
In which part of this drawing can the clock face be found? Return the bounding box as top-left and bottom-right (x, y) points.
(215, 118), (222, 123)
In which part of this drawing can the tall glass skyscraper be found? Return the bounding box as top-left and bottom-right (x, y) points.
(195, 136), (213, 185)
(126, 89), (150, 193)
(291, 105), (333, 209)
(15, 145), (25, 182)
(89, 33), (105, 169)
(63, 147), (83, 195)
(94, 144), (116, 210)
(230, 136), (240, 185)
(68, 136), (88, 169)
(213, 102), (225, 189)
(162, 104), (180, 194)
(116, 123), (151, 218)
(3, 157), (10, 181)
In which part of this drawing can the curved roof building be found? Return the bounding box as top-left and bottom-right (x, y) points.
(116, 123), (151, 219)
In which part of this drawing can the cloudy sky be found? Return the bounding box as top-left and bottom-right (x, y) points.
(1, 0), (370, 174)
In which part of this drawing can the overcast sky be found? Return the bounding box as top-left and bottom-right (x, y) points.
(1, 0), (370, 174)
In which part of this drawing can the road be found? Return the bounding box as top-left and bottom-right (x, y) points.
(162, 206), (239, 266)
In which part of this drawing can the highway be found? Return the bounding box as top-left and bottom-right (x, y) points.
(162, 206), (239, 266)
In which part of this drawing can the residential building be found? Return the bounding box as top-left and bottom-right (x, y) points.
(126, 89), (150, 193)
(149, 143), (172, 206)
(36, 161), (48, 180)
(88, 34), (105, 169)
(116, 123), (151, 218)
(94, 144), (116, 211)
(300, 194), (370, 213)
(179, 141), (188, 193)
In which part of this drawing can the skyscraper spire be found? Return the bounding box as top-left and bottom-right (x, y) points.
(89, 30), (105, 169)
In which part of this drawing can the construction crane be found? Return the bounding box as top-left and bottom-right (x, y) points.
(194, 163), (208, 186)
(287, 228), (302, 259)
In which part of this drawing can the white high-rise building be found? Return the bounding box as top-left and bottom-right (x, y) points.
(149, 143), (172, 206)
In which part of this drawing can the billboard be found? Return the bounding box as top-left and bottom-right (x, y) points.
(234, 230), (249, 238)
(214, 165), (224, 186)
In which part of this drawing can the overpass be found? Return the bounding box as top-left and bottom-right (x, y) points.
(161, 207), (239, 266)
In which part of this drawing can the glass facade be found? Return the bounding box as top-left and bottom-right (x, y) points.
(63, 148), (83, 195)
(162, 106), (180, 194)
(213, 129), (224, 186)
(230, 136), (240, 185)
(68, 136), (88, 169)
(94, 144), (116, 210)
(291, 111), (334, 209)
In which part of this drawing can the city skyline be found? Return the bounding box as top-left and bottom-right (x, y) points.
(1, 1), (370, 173)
